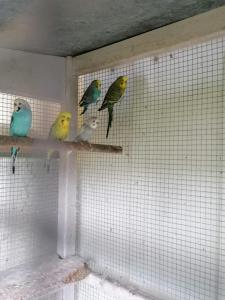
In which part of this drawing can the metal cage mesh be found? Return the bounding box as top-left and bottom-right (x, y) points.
(0, 93), (61, 272)
(76, 36), (225, 300)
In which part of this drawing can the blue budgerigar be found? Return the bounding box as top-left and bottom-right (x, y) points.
(10, 98), (32, 174)
(79, 80), (101, 115)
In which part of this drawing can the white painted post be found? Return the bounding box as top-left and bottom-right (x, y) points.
(57, 56), (78, 300)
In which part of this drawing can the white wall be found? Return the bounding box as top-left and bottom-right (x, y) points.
(0, 48), (65, 102)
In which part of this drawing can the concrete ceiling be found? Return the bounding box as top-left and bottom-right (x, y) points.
(0, 0), (224, 57)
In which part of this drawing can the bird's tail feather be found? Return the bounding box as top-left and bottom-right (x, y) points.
(11, 147), (20, 174)
(46, 161), (50, 173)
(80, 106), (88, 115)
(98, 103), (107, 111)
(46, 149), (54, 173)
(106, 106), (113, 138)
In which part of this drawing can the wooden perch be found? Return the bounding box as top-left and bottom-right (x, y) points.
(0, 256), (90, 300)
(0, 135), (122, 155)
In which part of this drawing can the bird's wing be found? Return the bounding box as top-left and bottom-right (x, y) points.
(79, 86), (92, 105)
(99, 84), (114, 110)
(102, 84), (123, 108)
(10, 115), (14, 129)
(48, 123), (55, 139)
(9, 115), (14, 136)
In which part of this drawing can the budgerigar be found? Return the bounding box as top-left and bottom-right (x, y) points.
(98, 76), (128, 138)
(75, 117), (99, 142)
(46, 112), (72, 172)
(79, 80), (101, 115)
(10, 98), (32, 174)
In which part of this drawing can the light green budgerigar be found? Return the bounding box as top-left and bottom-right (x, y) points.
(98, 76), (128, 138)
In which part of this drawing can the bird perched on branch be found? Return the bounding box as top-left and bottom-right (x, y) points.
(46, 112), (71, 172)
(75, 117), (99, 142)
(98, 76), (128, 138)
(79, 80), (101, 115)
(10, 98), (32, 174)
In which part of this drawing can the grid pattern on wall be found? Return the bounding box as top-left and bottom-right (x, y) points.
(76, 36), (225, 300)
(0, 94), (61, 272)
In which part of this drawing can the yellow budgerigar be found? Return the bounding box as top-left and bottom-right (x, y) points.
(46, 112), (72, 172)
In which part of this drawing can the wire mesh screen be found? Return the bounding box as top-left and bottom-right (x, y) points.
(76, 36), (225, 300)
(0, 93), (61, 272)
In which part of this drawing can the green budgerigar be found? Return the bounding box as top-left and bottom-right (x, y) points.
(79, 80), (101, 115)
(98, 76), (128, 138)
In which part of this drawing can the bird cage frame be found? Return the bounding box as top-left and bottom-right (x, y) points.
(0, 5), (225, 300)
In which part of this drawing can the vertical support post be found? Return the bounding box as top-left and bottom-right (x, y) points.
(57, 56), (78, 300)
(215, 54), (225, 300)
